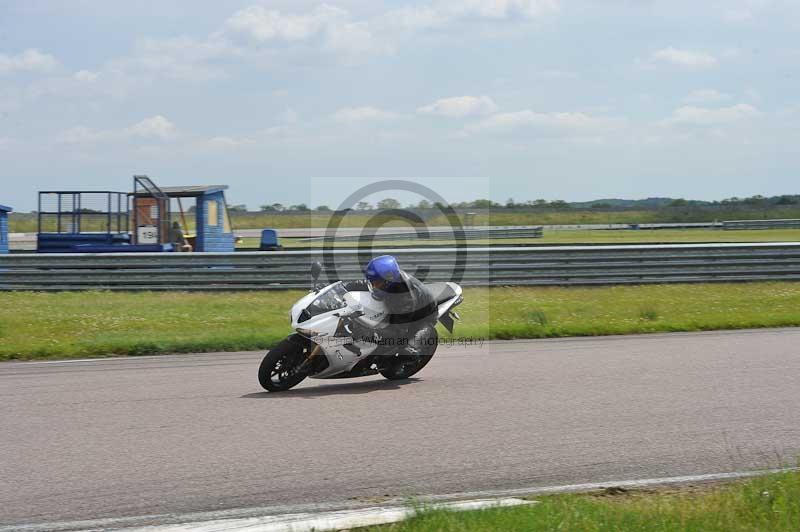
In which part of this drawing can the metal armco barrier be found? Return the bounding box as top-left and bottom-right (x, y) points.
(1, 242), (800, 291)
(722, 219), (800, 230)
(298, 226), (543, 242)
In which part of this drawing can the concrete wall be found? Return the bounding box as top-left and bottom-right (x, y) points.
(194, 192), (235, 252)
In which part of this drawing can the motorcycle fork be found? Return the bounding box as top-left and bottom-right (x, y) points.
(296, 344), (322, 373)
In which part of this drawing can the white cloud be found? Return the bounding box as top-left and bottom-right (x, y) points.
(224, 4), (386, 57)
(725, 9), (754, 22)
(463, 109), (615, 136)
(721, 47), (743, 60)
(333, 106), (399, 122)
(207, 135), (255, 148)
(225, 5), (347, 42)
(57, 126), (110, 144)
(535, 69), (578, 80)
(723, 0), (771, 22)
(203, 120), (304, 149)
(650, 47), (718, 69)
(73, 70), (99, 83)
(57, 115), (178, 144)
(118, 36), (236, 81)
(444, 0), (560, 19)
(128, 115), (177, 140)
(324, 19), (383, 55)
(662, 104), (761, 126)
(386, 5), (448, 31)
(0, 49), (58, 75)
(682, 89), (732, 104)
(418, 96), (498, 117)
(24, 36), (235, 106)
(224, 2), (558, 58)
(386, 0), (559, 31)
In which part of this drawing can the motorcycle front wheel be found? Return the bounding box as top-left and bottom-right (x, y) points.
(380, 326), (438, 380)
(258, 337), (309, 392)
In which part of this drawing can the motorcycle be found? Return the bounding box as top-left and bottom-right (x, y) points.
(258, 262), (464, 392)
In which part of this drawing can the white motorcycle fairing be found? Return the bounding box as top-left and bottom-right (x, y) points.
(288, 281), (463, 379)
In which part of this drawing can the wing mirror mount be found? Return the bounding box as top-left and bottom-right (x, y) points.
(311, 261), (323, 291)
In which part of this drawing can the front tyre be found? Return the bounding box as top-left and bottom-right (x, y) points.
(258, 336), (310, 392)
(380, 326), (438, 380)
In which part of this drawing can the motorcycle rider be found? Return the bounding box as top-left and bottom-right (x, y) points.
(344, 255), (437, 359)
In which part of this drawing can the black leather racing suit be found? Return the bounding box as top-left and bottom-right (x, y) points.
(343, 270), (437, 356)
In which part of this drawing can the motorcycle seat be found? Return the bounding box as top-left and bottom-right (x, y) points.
(425, 282), (458, 305)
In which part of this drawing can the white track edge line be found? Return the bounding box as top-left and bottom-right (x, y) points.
(5, 467), (796, 532)
(120, 497), (533, 532)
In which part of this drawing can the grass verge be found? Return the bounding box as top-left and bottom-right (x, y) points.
(15, 208), (800, 234)
(362, 470), (800, 531)
(2, 282), (800, 360)
(236, 229), (800, 249)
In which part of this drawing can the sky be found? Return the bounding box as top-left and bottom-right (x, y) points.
(1, 0), (799, 211)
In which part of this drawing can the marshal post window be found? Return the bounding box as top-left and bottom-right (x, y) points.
(207, 199), (218, 226)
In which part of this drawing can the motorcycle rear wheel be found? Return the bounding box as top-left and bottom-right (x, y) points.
(258, 337), (309, 392)
(380, 326), (438, 380)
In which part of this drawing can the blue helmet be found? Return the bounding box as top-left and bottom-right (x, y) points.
(365, 255), (401, 297)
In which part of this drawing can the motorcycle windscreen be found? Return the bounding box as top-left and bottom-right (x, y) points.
(300, 283), (349, 322)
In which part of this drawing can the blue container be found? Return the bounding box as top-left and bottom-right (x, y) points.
(259, 229), (281, 250)
(194, 190), (235, 252)
(0, 204), (11, 254)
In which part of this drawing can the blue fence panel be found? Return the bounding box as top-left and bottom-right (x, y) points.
(0, 206), (10, 255)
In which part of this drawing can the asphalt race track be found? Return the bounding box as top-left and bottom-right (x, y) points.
(2, 329), (800, 529)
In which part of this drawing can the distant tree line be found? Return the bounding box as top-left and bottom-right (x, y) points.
(15, 194), (800, 216)
(228, 194), (800, 213)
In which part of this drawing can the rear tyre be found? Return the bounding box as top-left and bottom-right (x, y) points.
(380, 326), (438, 380)
(258, 336), (310, 392)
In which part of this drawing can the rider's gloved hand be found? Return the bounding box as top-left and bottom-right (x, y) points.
(341, 303), (364, 318)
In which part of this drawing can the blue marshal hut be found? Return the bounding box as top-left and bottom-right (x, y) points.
(154, 185), (236, 252)
(0, 204), (11, 254)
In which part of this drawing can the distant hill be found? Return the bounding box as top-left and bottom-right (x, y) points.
(568, 198), (682, 209)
